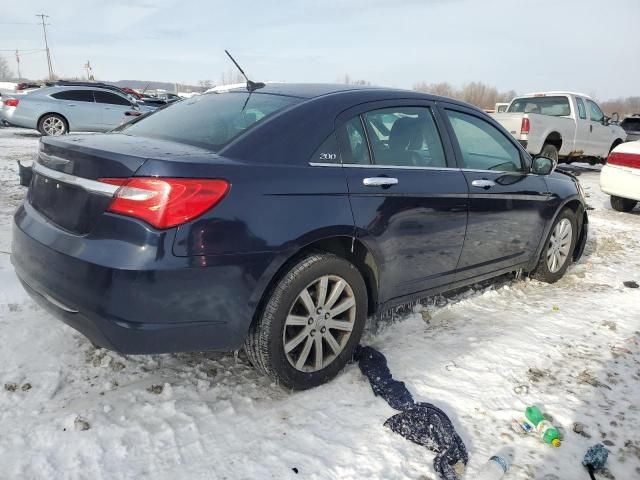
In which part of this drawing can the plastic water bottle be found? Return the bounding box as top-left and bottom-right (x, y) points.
(476, 447), (514, 480)
(524, 406), (561, 447)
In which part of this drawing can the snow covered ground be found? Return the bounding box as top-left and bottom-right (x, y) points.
(0, 126), (639, 480)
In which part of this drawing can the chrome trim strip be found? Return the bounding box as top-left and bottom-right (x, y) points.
(469, 193), (550, 201)
(33, 162), (119, 196)
(309, 162), (460, 172)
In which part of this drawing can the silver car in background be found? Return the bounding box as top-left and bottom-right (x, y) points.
(1, 85), (141, 136)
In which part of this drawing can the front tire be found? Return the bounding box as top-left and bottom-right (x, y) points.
(245, 253), (368, 390)
(38, 114), (67, 136)
(531, 208), (577, 283)
(610, 195), (637, 212)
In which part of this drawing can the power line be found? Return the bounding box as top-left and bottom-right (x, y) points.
(35, 14), (54, 80)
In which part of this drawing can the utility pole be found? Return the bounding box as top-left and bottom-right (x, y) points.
(15, 50), (21, 81)
(84, 60), (94, 81)
(36, 14), (54, 80)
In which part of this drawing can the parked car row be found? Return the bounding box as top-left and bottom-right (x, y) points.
(1, 82), (165, 136)
(491, 92), (627, 164)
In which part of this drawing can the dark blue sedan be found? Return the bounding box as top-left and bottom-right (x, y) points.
(11, 84), (588, 389)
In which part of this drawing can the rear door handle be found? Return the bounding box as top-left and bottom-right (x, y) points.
(471, 179), (496, 189)
(363, 177), (399, 187)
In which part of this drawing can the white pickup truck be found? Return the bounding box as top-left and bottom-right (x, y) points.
(491, 92), (626, 163)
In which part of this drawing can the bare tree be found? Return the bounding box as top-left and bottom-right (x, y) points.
(339, 74), (371, 86)
(0, 55), (14, 81)
(600, 96), (640, 117)
(413, 81), (517, 109)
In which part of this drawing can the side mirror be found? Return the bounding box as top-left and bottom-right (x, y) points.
(531, 156), (556, 175)
(610, 112), (619, 124)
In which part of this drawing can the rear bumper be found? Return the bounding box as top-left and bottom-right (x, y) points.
(600, 164), (640, 202)
(11, 204), (275, 354)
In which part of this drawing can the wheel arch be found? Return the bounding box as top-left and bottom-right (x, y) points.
(543, 131), (563, 152)
(250, 236), (380, 336)
(37, 112), (69, 133)
(528, 195), (586, 271)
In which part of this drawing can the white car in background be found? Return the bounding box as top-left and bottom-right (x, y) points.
(600, 141), (640, 212)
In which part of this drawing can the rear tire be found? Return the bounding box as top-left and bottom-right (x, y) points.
(531, 208), (577, 283)
(540, 144), (559, 163)
(610, 195), (637, 212)
(244, 253), (368, 390)
(38, 114), (68, 136)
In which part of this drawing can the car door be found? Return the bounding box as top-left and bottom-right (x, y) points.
(587, 99), (611, 158)
(337, 101), (469, 302)
(50, 89), (99, 131)
(93, 90), (134, 129)
(574, 96), (591, 155)
(440, 104), (550, 280)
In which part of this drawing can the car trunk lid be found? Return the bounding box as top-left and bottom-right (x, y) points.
(29, 133), (218, 234)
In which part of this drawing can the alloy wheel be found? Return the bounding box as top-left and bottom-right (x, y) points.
(43, 117), (65, 136)
(283, 275), (356, 373)
(546, 218), (572, 273)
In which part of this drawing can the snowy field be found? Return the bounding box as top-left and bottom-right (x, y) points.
(0, 126), (639, 480)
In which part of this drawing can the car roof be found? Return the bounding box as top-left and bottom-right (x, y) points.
(35, 85), (129, 96)
(519, 91), (592, 99)
(204, 82), (473, 108)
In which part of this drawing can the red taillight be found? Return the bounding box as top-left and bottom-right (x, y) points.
(607, 151), (640, 169)
(99, 177), (230, 229)
(520, 117), (530, 135)
(4, 98), (19, 107)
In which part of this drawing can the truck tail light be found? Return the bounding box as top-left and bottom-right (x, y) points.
(520, 117), (530, 135)
(99, 177), (230, 229)
(4, 98), (19, 107)
(607, 151), (640, 169)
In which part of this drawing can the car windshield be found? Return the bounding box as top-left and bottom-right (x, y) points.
(124, 91), (301, 150)
(507, 96), (571, 117)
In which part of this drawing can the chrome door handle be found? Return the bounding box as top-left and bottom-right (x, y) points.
(471, 179), (496, 189)
(363, 177), (399, 187)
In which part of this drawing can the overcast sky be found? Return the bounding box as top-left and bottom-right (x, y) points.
(1, 0), (638, 99)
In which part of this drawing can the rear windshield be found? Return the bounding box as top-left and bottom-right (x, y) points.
(507, 96), (571, 117)
(622, 118), (640, 131)
(124, 92), (301, 150)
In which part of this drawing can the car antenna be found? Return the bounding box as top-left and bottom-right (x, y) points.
(225, 50), (265, 92)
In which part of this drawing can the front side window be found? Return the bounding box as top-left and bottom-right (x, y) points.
(51, 90), (94, 102)
(446, 110), (522, 172)
(576, 97), (587, 120)
(125, 92), (301, 151)
(94, 91), (131, 106)
(587, 100), (604, 123)
(508, 96), (571, 117)
(361, 107), (446, 167)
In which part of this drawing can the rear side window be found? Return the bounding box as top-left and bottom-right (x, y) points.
(576, 97), (587, 119)
(310, 133), (340, 163)
(94, 91), (131, 106)
(51, 90), (94, 102)
(587, 100), (604, 122)
(508, 96), (571, 116)
(446, 110), (523, 172)
(125, 92), (301, 151)
(339, 117), (371, 165)
(362, 106), (446, 167)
